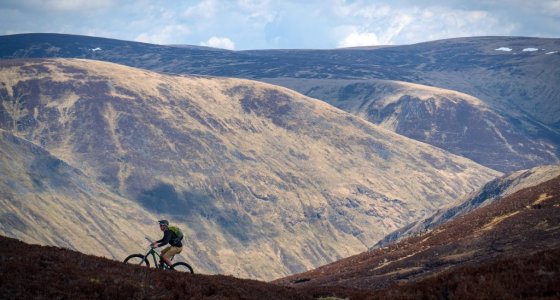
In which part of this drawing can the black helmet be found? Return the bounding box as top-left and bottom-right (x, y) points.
(158, 220), (169, 226)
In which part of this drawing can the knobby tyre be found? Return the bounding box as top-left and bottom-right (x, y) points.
(171, 262), (194, 273)
(124, 254), (150, 267)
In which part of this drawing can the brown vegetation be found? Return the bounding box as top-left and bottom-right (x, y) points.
(371, 247), (560, 299)
(2, 233), (559, 299)
(0, 236), (313, 299)
(276, 175), (560, 299)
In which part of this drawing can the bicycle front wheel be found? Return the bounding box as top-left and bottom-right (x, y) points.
(170, 262), (194, 273)
(124, 254), (150, 267)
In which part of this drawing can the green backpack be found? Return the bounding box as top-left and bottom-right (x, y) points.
(168, 226), (184, 244)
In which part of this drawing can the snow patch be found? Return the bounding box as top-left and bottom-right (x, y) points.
(90, 48), (102, 52)
(200, 37), (235, 50)
(495, 47), (512, 52)
(545, 51), (558, 55)
(522, 48), (538, 52)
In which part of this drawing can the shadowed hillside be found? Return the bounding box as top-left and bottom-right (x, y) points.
(265, 78), (560, 172)
(0, 58), (498, 280)
(0, 129), (167, 260)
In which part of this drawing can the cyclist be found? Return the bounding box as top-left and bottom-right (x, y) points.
(150, 220), (183, 268)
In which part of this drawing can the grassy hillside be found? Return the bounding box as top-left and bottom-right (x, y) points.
(276, 173), (560, 298)
(0, 58), (499, 280)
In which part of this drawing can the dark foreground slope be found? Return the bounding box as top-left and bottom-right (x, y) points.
(0, 236), (313, 300)
(2, 234), (559, 299)
(276, 174), (560, 299)
(368, 248), (560, 299)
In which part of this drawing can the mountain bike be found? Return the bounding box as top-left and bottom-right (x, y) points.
(123, 237), (194, 273)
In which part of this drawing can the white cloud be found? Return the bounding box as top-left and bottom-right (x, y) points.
(236, 0), (276, 26)
(135, 24), (190, 45)
(237, 0), (270, 13)
(379, 13), (413, 44)
(2, 0), (560, 49)
(354, 5), (391, 20)
(329, 0), (521, 46)
(422, 9), (434, 19)
(331, 1), (391, 19)
(338, 30), (379, 48)
(201, 36), (236, 50)
(183, 0), (217, 19)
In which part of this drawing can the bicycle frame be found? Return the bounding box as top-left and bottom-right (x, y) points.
(124, 237), (193, 273)
(143, 237), (169, 269)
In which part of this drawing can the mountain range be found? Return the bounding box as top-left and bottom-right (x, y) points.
(1, 33), (559, 295)
(0, 58), (497, 280)
(264, 78), (559, 172)
(1, 33), (558, 172)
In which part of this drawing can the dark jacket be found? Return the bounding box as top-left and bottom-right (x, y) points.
(156, 229), (183, 247)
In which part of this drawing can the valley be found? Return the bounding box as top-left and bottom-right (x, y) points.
(2, 168), (559, 299)
(1, 33), (559, 298)
(0, 58), (497, 280)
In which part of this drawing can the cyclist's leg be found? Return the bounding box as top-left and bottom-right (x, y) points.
(162, 246), (182, 266)
(160, 246), (171, 267)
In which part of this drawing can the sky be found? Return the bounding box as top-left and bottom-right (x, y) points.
(1, 0), (559, 50)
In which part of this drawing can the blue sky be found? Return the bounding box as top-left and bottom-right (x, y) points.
(1, 0), (559, 50)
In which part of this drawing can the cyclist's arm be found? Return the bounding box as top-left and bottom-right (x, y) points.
(155, 230), (172, 247)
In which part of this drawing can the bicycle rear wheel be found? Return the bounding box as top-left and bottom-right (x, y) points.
(170, 262), (194, 273)
(124, 254), (150, 267)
